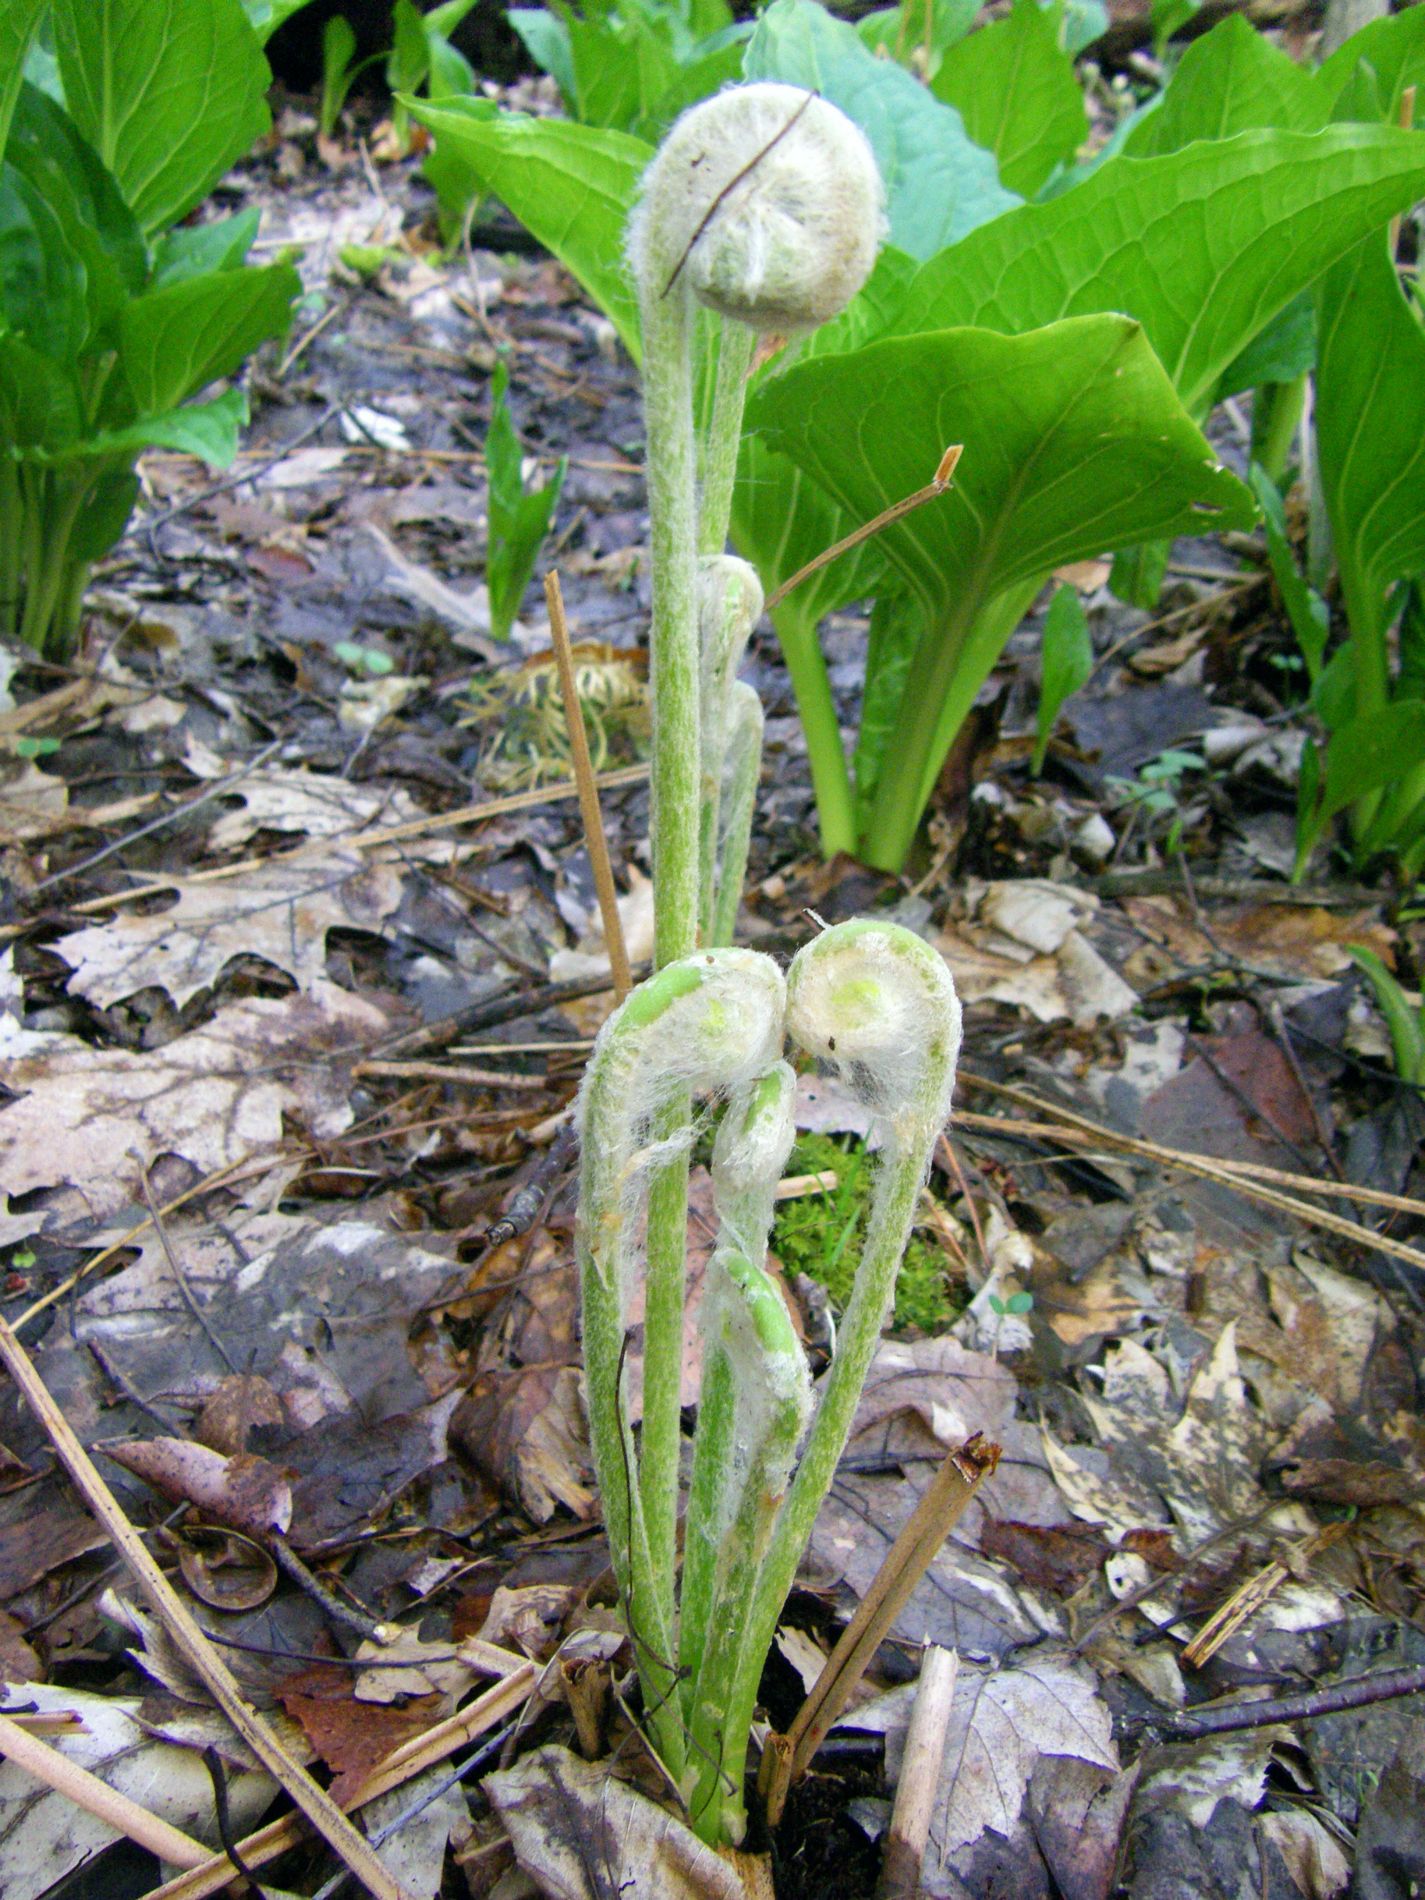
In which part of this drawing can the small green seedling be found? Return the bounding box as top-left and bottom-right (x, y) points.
(13, 735), (61, 760)
(1106, 748), (1205, 856)
(1032, 584), (1094, 775)
(333, 640), (395, 676)
(988, 1289), (1034, 1317)
(484, 356), (567, 642)
(1349, 945), (1425, 1088)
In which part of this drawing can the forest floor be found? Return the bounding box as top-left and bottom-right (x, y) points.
(1, 85), (1423, 1900)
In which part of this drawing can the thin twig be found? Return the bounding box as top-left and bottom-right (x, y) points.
(956, 1073), (1425, 1275)
(0, 1315), (415, 1900)
(761, 1433), (999, 1827)
(140, 1171), (236, 1374)
(0, 1708), (210, 1869)
(351, 1059), (557, 1090)
(28, 741), (283, 895)
(876, 1646), (958, 1900)
(763, 445), (962, 614)
(1145, 1662), (1425, 1739)
(28, 764), (651, 928)
(544, 570), (632, 1002)
(142, 1665), (536, 1900)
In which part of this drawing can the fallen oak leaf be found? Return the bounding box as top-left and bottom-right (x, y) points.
(856, 1650), (1119, 1855)
(53, 846), (404, 1008)
(0, 982), (392, 1239)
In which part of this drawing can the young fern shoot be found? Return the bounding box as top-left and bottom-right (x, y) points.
(714, 920), (962, 1839)
(574, 947), (786, 1779)
(621, 85), (884, 1735)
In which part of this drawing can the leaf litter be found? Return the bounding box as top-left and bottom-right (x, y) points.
(0, 68), (1423, 1900)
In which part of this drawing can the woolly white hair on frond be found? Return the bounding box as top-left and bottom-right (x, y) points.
(628, 82), (885, 333)
(785, 919), (962, 1153)
(575, 948), (786, 1327)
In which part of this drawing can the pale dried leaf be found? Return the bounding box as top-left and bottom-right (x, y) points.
(202, 766), (428, 850)
(1048, 1326), (1268, 1551)
(1259, 1808), (1351, 1898)
(1138, 1729), (1291, 1826)
(362, 1765), (469, 1900)
(0, 983), (390, 1239)
(0, 761), (67, 843)
(0, 1682), (275, 1900)
(860, 1652), (1118, 1855)
(54, 848), (404, 1007)
(484, 1744), (745, 1900)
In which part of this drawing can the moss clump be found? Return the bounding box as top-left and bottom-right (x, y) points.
(771, 1133), (962, 1333)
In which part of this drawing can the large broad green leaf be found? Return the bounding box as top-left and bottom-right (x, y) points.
(0, 164), (86, 363)
(1121, 15), (1326, 156)
(52, 0), (272, 235)
(117, 264), (299, 415)
(885, 125), (1425, 415)
(59, 387), (250, 466)
(409, 100), (649, 359)
(744, 0), (1019, 260)
(1318, 3), (1425, 119)
(508, 9), (577, 102)
(729, 249), (912, 853)
(150, 208), (262, 288)
(0, 0), (47, 161)
(4, 85), (146, 341)
(930, 0), (1088, 197)
(855, 0), (981, 76)
(750, 316), (1255, 865)
(1315, 233), (1425, 696)
(241, 0), (316, 43)
(0, 339), (83, 451)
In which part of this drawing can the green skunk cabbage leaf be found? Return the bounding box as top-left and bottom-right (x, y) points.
(241, 0), (316, 43)
(119, 265), (301, 415)
(0, 340), (82, 451)
(751, 317), (1255, 864)
(5, 85), (146, 340)
(52, 0), (271, 235)
(745, 0), (1019, 259)
(855, 0), (980, 74)
(0, 0), (47, 160)
(0, 164), (87, 362)
(1315, 234), (1425, 665)
(886, 126), (1425, 415)
(931, 0), (1088, 197)
(1034, 585), (1094, 774)
(1318, 3), (1425, 119)
(409, 100), (648, 358)
(80, 388), (251, 466)
(1120, 15), (1326, 156)
(151, 209), (263, 289)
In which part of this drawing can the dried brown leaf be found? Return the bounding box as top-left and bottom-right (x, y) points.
(53, 847), (404, 1008)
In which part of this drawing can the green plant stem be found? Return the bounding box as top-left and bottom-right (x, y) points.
(769, 599), (857, 857)
(0, 457), (21, 641)
(640, 275), (703, 967)
(714, 1122), (930, 1824)
(711, 684), (762, 947)
(1250, 373), (1307, 488)
(860, 578), (1038, 871)
(638, 1119), (691, 1779)
(576, 1016), (684, 1768)
(700, 320), (754, 558)
(635, 251), (703, 1758)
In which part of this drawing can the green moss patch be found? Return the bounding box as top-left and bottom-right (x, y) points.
(771, 1133), (964, 1333)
